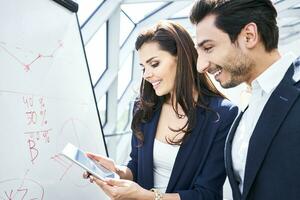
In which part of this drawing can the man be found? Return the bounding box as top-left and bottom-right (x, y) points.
(189, 0), (300, 200)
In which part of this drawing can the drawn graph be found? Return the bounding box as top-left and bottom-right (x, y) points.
(0, 40), (63, 72)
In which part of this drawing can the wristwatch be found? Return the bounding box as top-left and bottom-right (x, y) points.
(150, 188), (163, 200)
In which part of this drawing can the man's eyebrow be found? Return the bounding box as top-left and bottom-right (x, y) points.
(197, 39), (213, 48)
(139, 56), (157, 66)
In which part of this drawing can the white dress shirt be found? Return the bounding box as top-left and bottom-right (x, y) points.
(231, 53), (296, 193)
(153, 139), (180, 193)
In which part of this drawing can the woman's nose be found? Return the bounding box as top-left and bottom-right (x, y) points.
(143, 68), (153, 79)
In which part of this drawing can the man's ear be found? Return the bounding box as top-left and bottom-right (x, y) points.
(241, 22), (259, 49)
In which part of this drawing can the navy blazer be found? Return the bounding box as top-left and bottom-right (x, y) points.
(127, 97), (238, 200)
(225, 57), (300, 200)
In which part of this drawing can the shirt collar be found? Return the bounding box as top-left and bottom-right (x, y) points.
(252, 52), (296, 94)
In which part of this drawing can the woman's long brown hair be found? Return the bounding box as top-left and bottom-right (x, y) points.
(131, 20), (224, 145)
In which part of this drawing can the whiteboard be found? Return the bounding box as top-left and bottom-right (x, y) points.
(0, 0), (109, 199)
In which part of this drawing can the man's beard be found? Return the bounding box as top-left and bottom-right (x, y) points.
(220, 51), (254, 88)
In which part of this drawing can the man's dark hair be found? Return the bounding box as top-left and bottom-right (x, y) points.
(190, 0), (279, 52)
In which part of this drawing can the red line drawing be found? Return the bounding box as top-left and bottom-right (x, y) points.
(27, 139), (39, 164)
(41, 129), (50, 143)
(25, 111), (37, 125)
(24, 129), (52, 143)
(38, 97), (45, 108)
(58, 118), (92, 148)
(0, 178), (44, 200)
(23, 129), (52, 164)
(52, 118), (93, 184)
(17, 188), (28, 200)
(51, 154), (73, 181)
(22, 96), (49, 127)
(0, 90), (89, 107)
(22, 96), (34, 109)
(4, 190), (12, 200)
(0, 40), (63, 72)
(39, 110), (47, 126)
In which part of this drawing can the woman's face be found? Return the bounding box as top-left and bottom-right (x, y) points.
(138, 42), (177, 97)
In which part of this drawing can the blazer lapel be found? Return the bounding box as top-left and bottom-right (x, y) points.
(166, 108), (206, 192)
(141, 107), (161, 189)
(242, 64), (300, 199)
(225, 109), (245, 200)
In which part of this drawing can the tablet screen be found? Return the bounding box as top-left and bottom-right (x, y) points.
(62, 143), (116, 179)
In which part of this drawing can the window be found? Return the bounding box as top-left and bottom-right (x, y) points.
(85, 23), (107, 85)
(170, 4), (193, 19)
(121, 2), (167, 23)
(76, 0), (105, 26)
(120, 11), (135, 46)
(98, 93), (107, 126)
(116, 104), (131, 132)
(118, 52), (133, 100)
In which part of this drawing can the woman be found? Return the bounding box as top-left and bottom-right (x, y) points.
(85, 20), (238, 200)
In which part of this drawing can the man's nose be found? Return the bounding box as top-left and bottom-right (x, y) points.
(196, 55), (210, 73)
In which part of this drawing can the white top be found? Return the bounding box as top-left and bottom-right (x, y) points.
(231, 53), (296, 193)
(153, 139), (180, 193)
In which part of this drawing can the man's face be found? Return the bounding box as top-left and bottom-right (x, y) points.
(195, 15), (254, 88)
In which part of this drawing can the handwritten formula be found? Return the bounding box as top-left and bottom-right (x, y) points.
(22, 96), (52, 164)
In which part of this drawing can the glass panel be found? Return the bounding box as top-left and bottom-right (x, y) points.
(118, 52), (133, 99)
(121, 2), (167, 23)
(120, 12), (135, 46)
(170, 4), (193, 19)
(75, 0), (105, 25)
(278, 17), (299, 26)
(116, 107), (130, 132)
(272, 0), (284, 4)
(293, 3), (300, 8)
(98, 93), (107, 126)
(85, 23), (107, 85)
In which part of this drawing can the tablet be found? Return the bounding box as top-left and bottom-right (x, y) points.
(61, 143), (119, 180)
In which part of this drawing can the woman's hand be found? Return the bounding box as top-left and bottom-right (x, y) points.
(86, 153), (118, 173)
(83, 153), (133, 180)
(91, 177), (153, 200)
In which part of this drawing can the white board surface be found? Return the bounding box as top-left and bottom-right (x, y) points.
(0, 0), (109, 199)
